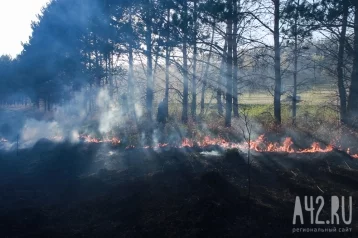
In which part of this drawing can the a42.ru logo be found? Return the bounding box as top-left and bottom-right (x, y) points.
(293, 196), (352, 225)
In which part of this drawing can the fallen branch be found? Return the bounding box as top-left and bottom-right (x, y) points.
(317, 185), (324, 194)
(344, 161), (351, 170)
(291, 170), (297, 177)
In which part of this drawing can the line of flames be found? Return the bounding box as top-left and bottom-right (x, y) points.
(179, 135), (335, 153)
(128, 135), (358, 158)
(1, 134), (358, 158)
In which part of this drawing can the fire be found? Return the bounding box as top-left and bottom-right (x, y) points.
(179, 134), (358, 159)
(178, 135), (335, 154)
(3, 132), (358, 159)
(155, 143), (169, 148)
(181, 138), (194, 147)
(44, 132), (358, 160)
(298, 143), (333, 153)
(248, 134), (265, 151)
(248, 136), (295, 153)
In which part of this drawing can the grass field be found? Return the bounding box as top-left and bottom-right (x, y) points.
(169, 89), (339, 123)
(240, 90), (336, 105)
(164, 88), (340, 144)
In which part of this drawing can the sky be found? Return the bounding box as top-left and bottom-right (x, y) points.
(0, 0), (50, 58)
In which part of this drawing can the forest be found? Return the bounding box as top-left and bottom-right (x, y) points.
(1, 0), (358, 237)
(0, 0), (357, 130)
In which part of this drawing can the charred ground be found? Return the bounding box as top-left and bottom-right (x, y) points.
(0, 141), (357, 237)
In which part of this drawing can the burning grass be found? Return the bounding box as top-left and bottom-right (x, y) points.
(3, 131), (358, 159)
(1, 102), (357, 159)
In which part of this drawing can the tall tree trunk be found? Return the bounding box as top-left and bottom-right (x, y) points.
(336, 0), (348, 124)
(292, 34), (298, 124)
(182, 0), (189, 123)
(128, 7), (136, 121)
(191, 0), (198, 121)
(200, 23), (215, 115)
(94, 34), (101, 87)
(128, 44), (134, 112)
(217, 41), (227, 116)
(109, 52), (114, 98)
(292, 0), (299, 125)
(232, 0), (239, 117)
(165, 8), (170, 118)
(153, 46), (160, 75)
(347, 3), (358, 124)
(110, 50), (115, 95)
(145, 2), (154, 122)
(225, 0), (233, 127)
(273, 0), (282, 125)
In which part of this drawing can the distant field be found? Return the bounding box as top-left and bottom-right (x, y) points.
(240, 89), (337, 105)
(168, 88), (339, 126)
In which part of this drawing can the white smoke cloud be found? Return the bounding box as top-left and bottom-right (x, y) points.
(96, 88), (122, 134)
(135, 103), (143, 118)
(54, 91), (88, 129)
(13, 88), (126, 149)
(21, 119), (62, 148)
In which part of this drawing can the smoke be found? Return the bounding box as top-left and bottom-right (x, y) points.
(135, 103), (143, 118)
(21, 119), (62, 147)
(96, 88), (122, 134)
(233, 117), (264, 141)
(54, 91), (88, 129)
(1, 86), (266, 151)
(0, 88), (127, 149)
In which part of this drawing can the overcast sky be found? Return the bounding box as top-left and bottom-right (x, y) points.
(0, 0), (50, 58)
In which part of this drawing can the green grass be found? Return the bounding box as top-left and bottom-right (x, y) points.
(240, 89), (336, 105)
(239, 103), (338, 120)
(167, 101), (339, 136)
(169, 103), (338, 121)
(168, 88), (339, 125)
(164, 102), (340, 145)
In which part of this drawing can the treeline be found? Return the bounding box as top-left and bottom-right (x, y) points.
(0, 0), (358, 127)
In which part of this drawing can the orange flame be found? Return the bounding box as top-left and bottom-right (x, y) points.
(351, 154), (358, 159)
(4, 132), (358, 159)
(298, 142), (333, 153)
(181, 138), (194, 147)
(178, 135), (336, 154)
(45, 133), (358, 159)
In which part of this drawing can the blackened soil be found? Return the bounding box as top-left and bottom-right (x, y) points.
(0, 141), (357, 237)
